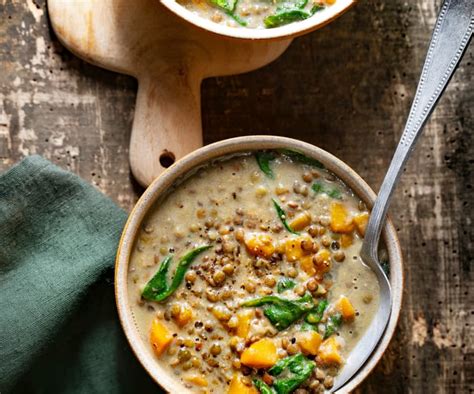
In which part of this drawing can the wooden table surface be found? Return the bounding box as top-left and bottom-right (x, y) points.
(1, 0), (472, 392)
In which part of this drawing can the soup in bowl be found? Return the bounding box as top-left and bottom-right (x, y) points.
(115, 136), (402, 393)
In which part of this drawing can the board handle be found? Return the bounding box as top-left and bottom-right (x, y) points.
(130, 69), (202, 186)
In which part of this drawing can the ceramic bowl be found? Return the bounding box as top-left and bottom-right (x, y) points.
(160, 0), (356, 40)
(115, 135), (403, 393)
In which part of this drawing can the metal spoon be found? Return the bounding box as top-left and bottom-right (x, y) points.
(332, 1), (473, 391)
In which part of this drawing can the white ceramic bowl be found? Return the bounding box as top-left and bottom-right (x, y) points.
(160, 0), (357, 40)
(115, 135), (403, 393)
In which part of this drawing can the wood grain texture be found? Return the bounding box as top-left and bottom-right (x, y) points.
(1, 0), (472, 393)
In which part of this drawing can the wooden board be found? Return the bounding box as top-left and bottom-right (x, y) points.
(0, 0), (473, 392)
(47, 0), (291, 186)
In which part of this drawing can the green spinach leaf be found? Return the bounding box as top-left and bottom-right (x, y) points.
(310, 3), (325, 13)
(269, 354), (316, 394)
(311, 181), (342, 199)
(142, 245), (211, 302)
(241, 294), (314, 330)
(264, 10), (310, 28)
(277, 277), (296, 293)
(254, 379), (275, 394)
(256, 151), (276, 178)
(278, 149), (325, 169)
(305, 299), (328, 324)
(209, 0), (247, 26)
(210, 0), (237, 12)
(272, 199), (299, 235)
(324, 313), (343, 339)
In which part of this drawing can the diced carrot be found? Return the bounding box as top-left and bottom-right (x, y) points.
(297, 331), (323, 355)
(228, 374), (258, 394)
(336, 295), (356, 321)
(330, 202), (355, 234)
(245, 234), (275, 258)
(289, 211), (312, 231)
(240, 338), (278, 369)
(185, 374), (208, 387)
(318, 336), (343, 365)
(150, 318), (172, 357)
(353, 212), (369, 236)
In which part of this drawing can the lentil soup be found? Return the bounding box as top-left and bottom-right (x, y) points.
(128, 150), (381, 393)
(176, 0), (338, 29)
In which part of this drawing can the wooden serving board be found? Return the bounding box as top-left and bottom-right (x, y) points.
(48, 0), (291, 186)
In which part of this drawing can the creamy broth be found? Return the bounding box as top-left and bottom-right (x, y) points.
(128, 151), (380, 393)
(177, 0), (337, 29)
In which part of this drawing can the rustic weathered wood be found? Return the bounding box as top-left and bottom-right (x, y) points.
(1, 0), (472, 393)
(48, 0), (291, 186)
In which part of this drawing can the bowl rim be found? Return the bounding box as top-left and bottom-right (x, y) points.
(159, 0), (357, 40)
(115, 135), (403, 393)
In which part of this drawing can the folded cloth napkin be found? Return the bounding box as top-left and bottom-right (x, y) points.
(0, 156), (159, 393)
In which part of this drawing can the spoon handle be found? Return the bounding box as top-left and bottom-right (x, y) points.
(361, 0), (473, 262)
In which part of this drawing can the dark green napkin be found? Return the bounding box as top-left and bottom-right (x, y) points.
(0, 156), (159, 393)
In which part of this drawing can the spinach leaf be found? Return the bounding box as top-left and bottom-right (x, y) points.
(256, 151), (276, 178)
(269, 353), (303, 376)
(242, 294), (314, 330)
(272, 199), (299, 235)
(269, 354), (316, 394)
(142, 255), (173, 301)
(278, 149), (325, 169)
(142, 245), (211, 302)
(228, 11), (247, 26)
(324, 313), (343, 339)
(210, 0), (237, 12)
(277, 277), (296, 293)
(209, 0), (247, 26)
(311, 181), (342, 199)
(310, 3), (325, 14)
(300, 321), (318, 331)
(254, 379), (275, 394)
(305, 299), (328, 324)
(276, 0), (308, 11)
(264, 10), (310, 28)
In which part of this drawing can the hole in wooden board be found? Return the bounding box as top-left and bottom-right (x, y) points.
(159, 151), (175, 168)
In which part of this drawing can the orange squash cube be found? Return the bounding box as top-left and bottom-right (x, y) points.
(330, 202), (355, 234)
(150, 318), (173, 357)
(236, 310), (253, 339)
(340, 234), (353, 248)
(336, 296), (356, 321)
(228, 374), (258, 394)
(297, 331), (323, 355)
(300, 255), (316, 276)
(245, 234), (275, 258)
(185, 374), (208, 387)
(284, 236), (312, 262)
(289, 211), (312, 231)
(240, 338), (278, 369)
(174, 304), (193, 327)
(318, 336), (343, 365)
(313, 249), (331, 274)
(353, 212), (369, 236)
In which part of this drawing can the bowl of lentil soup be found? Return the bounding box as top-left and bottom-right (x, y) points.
(115, 135), (403, 393)
(159, 0), (356, 40)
